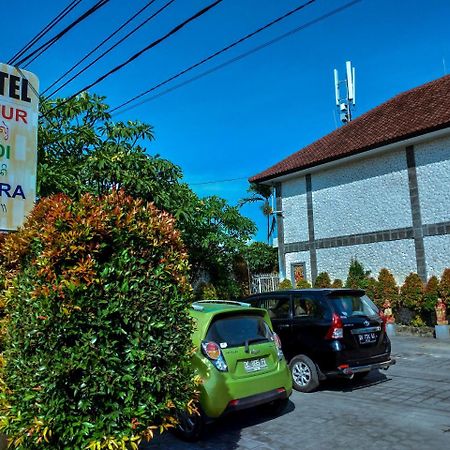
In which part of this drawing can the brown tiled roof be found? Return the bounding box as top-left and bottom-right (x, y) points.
(250, 75), (450, 183)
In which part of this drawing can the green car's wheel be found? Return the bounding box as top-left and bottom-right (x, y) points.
(173, 408), (205, 442)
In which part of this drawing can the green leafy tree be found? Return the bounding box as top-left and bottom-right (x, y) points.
(279, 279), (293, 290)
(0, 191), (194, 449)
(331, 279), (343, 288)
(440, 268), (450, 303)
(239, 183), (274, 244)
(243, 242), (278, 274)
(345, 257), (371, 289)
(400, 273), (424, 311)
(423, 276), (440, 311)
(365, 277), (379, 303)
(38, 94), (255, 288)
(376, 268), (399, 308)
(314, 272), (331, 288)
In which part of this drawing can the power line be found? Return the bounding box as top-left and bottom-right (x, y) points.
(110, 0), (317, 114)
(111, 0), (362, 116)
(15, 0), (111, 68)
(42, 0), (163, 97)
(42, 0), (223, 118)
(8, 0), (83, 66)
(190, 176), (249, 186)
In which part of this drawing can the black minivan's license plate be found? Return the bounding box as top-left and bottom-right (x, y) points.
(244, 358), (267, 372)
(358, 333), (377, 344)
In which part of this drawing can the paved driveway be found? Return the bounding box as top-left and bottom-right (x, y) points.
(144, 335), (450, 449)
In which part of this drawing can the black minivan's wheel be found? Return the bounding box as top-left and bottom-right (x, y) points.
(173, 409), (205, 442)
(289, 355), (319, 393)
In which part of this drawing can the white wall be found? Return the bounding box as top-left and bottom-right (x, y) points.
(424, 235), (450, 278)
(415, 135), (450, 225)
(315, 240), (417, 284)
(281, 176), (309, 244)
(311, 148), (412, 239)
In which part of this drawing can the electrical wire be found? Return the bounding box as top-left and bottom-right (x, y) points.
(110, 0), (316, 114)
(44, 0), (174, 98)
(8, 0), (83, 65)
(190, 176), (249, 186)
(42, 0), (160, 97)
(15, 0), (111, 68)
(111, 0), (361, 116)
(42, 0), (223, 118)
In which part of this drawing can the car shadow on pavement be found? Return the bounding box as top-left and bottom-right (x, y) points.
(317, 369), (391, 393)
(141, 400), (296, 449)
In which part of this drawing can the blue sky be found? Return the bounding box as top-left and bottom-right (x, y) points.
(4, 0), (450, 241)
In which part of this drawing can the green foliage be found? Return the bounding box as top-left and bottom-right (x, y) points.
(239, 184), (274, 244)
(215, 278), (243, 300)
(331, 279), (343, 288)
(279, 279), (293, 290)
(365, 277), (379, 304)
(440, 268), (450, 302)
(423, 276), (440, 311)
(38, 93), (255, 290)
(411, 315), (426, 327)
(195, 283), (218, 300)
(243, 242), (278, 274)
(314, 272), (331, 288)
(400, 273), (424, 311)
(0, 192), (194, 449)
(376, 268), (399, 308)
(296, 279), (312, 289)
(345, 257), (371, 289)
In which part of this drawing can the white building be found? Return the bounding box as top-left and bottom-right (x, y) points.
(250, 76), (450, 285)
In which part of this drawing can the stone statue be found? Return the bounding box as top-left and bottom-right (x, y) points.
(435, 298), (448, 325)
(383, 300), (395, 324)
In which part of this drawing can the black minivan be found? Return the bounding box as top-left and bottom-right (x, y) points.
(246, 289), (395, 392)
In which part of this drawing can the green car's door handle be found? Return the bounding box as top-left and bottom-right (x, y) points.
(278, 324), (290, 329)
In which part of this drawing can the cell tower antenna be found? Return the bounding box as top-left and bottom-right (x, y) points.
(333, 61), (356, 124)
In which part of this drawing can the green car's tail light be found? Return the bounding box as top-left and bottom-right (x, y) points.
(201, 341), (228, 372)
(273, 333), (284, 361)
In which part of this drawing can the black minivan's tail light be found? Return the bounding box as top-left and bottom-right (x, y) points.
(325, 313), (344, 339)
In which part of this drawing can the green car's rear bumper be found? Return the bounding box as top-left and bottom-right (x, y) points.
(199, 359), (293, 418)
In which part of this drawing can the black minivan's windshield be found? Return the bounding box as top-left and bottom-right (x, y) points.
(206, 315), (271, 348)
(329, 294), (379, 318)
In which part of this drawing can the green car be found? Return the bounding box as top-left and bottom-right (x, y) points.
(176, 300), (293, 441)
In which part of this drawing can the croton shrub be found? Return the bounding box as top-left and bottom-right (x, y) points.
(0, 191), (195, 449)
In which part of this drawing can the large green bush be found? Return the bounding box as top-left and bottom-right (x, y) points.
(400, 273), (424, 312)
(440, 268), (450, 303)
(345, 257), (370, 289)
(314, 272), (331, 288)
(423, 276), (440, 311)
(0, 191), (194, 449)
(376, 268), (399, 308)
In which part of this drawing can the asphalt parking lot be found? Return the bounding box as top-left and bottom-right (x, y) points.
(144, 335), (450, 449)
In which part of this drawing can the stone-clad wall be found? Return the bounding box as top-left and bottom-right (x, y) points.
(312, 148), (412, 239)
(282, 177), (308, 244)
(415, 135), (450, 225)
(279, 134), (450, 284)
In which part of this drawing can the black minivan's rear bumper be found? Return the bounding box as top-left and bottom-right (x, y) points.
(325, 358), (396, 378)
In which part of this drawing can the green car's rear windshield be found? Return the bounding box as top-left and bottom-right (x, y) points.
(205, 314), (272, 349)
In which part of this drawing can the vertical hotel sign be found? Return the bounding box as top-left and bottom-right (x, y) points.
(0, 63), (39, 231)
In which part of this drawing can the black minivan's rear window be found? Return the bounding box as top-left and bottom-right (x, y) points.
(329, 294), (379, 318)
(206, 315), (271, 348)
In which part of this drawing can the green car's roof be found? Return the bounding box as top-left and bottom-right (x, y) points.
(189, 300), (269, 344)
